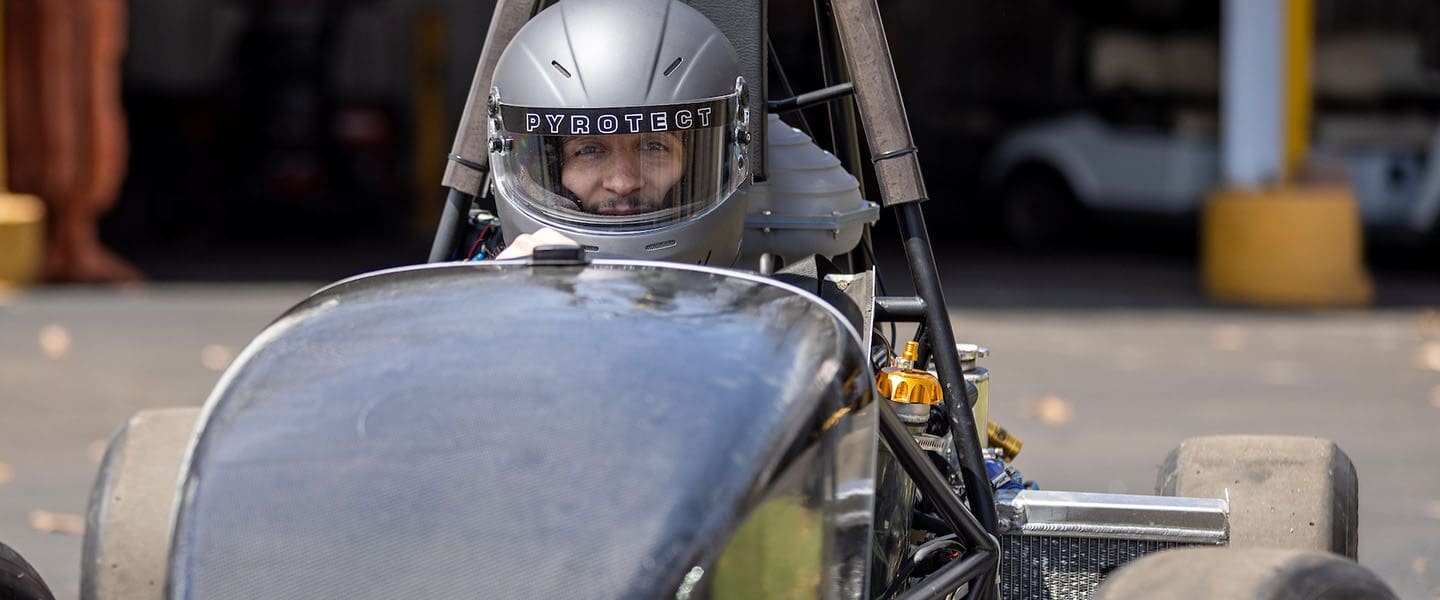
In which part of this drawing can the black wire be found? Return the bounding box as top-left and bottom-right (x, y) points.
(878, 561), (919, 600)
(858, 224), (876, 271)
(913, 320), (932, 368)
(911, 510), (953, 535)
(872, 326), (894, 359)
(878, 538), (963, 600)
(765, 34), (814, 138)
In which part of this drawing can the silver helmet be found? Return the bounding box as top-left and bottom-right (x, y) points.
(487, 0), (751, 265)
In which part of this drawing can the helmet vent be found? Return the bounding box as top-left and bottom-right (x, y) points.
(645, 240), (679, 251)
(550, 61), (572, 79)
(663, 57), (683, 77)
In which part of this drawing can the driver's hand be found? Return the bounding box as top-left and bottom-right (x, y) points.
(496, 227), (580, 260)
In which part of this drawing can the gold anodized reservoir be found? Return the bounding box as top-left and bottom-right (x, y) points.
(877, 341), (943, 428)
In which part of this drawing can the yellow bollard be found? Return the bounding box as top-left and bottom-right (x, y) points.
(0, 193), (44, 285)
(0, 0), (48, 285)
(1201, 185), (1372, 307)
(1201, 0), (1370, 307)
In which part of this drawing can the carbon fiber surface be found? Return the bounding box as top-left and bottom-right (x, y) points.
(999, 535), (1195, 600)
(169, 262), (872, 599)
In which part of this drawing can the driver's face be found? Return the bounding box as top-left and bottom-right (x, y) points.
(561, 133), (685, 216)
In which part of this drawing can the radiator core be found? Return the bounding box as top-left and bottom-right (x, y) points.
(994, 489), (1229, 600)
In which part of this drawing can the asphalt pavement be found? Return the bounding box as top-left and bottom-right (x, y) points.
(2, 248), (1439, 599)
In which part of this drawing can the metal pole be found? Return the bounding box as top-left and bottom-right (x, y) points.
(427, 188), (473, 263)
(766, 82), (855, 113)
(1282, 0), (1313, 182)
(895, 551), (996, 600)
(875, 296), (926, 322)
(827, 0), (927, 208)
(897, 203), (998, 533)
(1221, 0), (1281, 188)
(823, 0), (996, 535)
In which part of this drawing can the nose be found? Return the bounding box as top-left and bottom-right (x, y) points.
(602, 151), (643, 197)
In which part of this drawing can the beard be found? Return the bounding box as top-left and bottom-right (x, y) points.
(588, 193), (672, 216)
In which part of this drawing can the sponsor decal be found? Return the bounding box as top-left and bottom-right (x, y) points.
(499, 97), (730, 135)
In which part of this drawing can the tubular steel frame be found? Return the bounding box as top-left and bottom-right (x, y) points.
(811, 0), (1000, 597)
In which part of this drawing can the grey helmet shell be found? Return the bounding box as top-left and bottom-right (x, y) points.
(489, 0), (750, 265)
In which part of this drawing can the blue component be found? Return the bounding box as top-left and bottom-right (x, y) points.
(985, 458), (1006, 480)
(987, 458), (1026, 491)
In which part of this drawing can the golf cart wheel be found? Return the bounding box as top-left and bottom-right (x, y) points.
(1157, 435), (1358, 558)
(997, 164), (1079, 249)
(1092, 547), (1395, 600)
(83, 407), (202, 600)
(0, 541), (55, 600)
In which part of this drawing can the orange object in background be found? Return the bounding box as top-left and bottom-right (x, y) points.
(4, 0), (140, 283)
(0, 193), (42, 285)
(1202, 185), (1373, 308)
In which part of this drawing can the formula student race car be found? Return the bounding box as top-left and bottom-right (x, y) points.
(2, 1), (1399, 599)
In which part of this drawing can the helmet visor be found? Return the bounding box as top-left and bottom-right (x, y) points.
(491, 97), (740, 230)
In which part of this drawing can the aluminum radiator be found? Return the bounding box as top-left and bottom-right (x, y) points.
(994, 490), (1229, 600)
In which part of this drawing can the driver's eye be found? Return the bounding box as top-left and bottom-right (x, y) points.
(641, 139), (671, 153)
(570, 143), (604, 157)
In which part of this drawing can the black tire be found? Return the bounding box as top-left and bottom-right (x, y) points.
(0, 541), (55, 600)
(1093, 547), (1396, 600)
(997, 165), (1080, 249)
(1157, 435), (1359, 558)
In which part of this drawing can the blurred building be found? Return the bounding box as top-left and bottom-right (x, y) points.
(108, 0), (494, 275)
(103, 0), (1440, 276)
(878, 0), (1440, 241)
